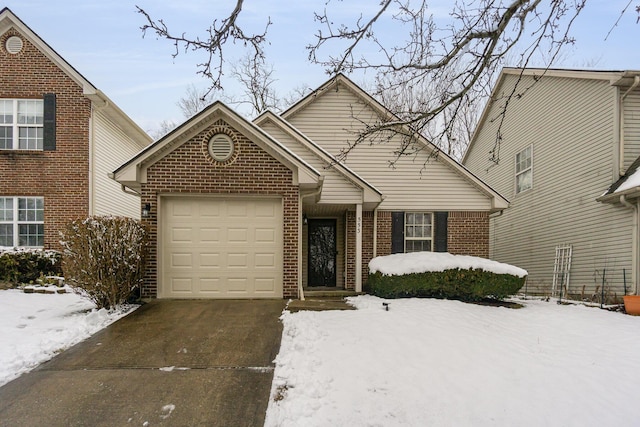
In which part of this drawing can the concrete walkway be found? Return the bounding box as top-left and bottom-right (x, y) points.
(0, 299), (286, 427)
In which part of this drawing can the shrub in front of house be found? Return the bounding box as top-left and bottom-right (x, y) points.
(0, 249), (62, 286)
(60, 216), (149, 310)
(367, 252), (527, 301)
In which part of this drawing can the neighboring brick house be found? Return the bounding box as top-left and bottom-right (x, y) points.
(0, 8), (151, 250)
(114, 75), (507, 300)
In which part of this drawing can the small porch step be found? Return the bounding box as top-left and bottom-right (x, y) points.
(303, 289), (362, 298)
(286, 289), (363, 312)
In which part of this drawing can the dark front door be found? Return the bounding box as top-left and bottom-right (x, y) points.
(308, 219), (337, 287)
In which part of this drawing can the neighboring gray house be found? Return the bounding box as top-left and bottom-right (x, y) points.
(463, 68), (640, 301)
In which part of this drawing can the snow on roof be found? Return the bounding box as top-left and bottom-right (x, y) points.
(614, 166), (640, 194)
(369, 252), (528, 277)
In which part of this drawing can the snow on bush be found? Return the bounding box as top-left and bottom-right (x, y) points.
(60, 216), (149, 309)
(369, 251), (527, 277)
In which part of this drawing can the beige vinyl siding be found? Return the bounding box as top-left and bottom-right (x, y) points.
(465, 74), (632, 295)
(623, 90), (640, 172)
(92, 109), (147, 218)
(259, 121), (363, 203)
(286, 86), (492, 211)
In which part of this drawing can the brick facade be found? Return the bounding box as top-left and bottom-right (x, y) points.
(345, 210), (489, 288)
(0, 30), (91, 250)
(140, 119), (299, 299)
(447, 211), (489, 258)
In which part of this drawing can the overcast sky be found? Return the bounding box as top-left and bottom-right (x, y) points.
(6, 0), (640, 135)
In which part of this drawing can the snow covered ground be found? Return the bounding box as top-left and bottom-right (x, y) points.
(266, 295), (640, 427)
(0, 288), (136, 387)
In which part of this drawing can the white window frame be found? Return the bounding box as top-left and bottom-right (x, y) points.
(0, 99), (44, 150)
(515, 145), (533, 194)
(404, 212), (433, 253)
(0, 196), (45, 248)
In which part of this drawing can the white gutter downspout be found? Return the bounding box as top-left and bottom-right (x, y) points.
(355, 203), (363, 293)
(620, 194), (639, 295)
(371, 196), (386, 258)
(619, 76), (640, 176)
(299, 176), (325, 301)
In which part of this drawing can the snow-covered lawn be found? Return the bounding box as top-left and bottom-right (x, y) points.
(0, 289), (136, 387)
(266, 295), (640, 427)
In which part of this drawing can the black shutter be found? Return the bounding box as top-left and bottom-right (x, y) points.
(391, 211), (405, 254)
(43, 93), (56, 151)
(434, 211), (448, 252)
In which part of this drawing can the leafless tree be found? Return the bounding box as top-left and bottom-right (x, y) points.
(137, 0), (636, 163)
(149, 119), (177, 140)
(137, 1), (270, 98)
(227, 53), (281, 115)
(177, 84), (214, 118)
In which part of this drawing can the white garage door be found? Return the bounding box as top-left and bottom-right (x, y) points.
(161, 196), (283, 298)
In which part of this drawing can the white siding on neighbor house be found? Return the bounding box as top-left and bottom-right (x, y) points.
(285, 85), (492, 211)
(623, 89), (640, 172)
(92, 109), (147, 218)
(259, 121), (363, 204)
(465, 73), (633, 296)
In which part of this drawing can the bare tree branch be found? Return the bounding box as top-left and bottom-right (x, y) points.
(136, 1), (271, 96)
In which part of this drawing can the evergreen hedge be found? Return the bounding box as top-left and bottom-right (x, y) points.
(0, 250), (62, 285)
(367, 268), (525, 301)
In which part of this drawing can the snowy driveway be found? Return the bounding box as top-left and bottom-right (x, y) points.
(0, 299), (286, 426)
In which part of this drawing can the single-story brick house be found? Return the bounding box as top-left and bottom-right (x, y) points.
(113, 75), (508, 299)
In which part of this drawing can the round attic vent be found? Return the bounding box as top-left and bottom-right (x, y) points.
(5, 36), (23, 54)
(208, 133), (234, 162)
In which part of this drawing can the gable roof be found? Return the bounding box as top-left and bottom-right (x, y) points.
(254, 110), (383, 204)
(113, 101), (322, 192)
(462, 67), (640, 165)
(0, 7), (151, 146)
(283, 73), (509, 211)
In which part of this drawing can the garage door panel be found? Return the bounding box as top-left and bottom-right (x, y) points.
(227, 253), (249, 268)
(199, 278), (221, 293)
(227, 202), (248, 217)
(255, 253), (276, 268)
(227, 277), (249, 293)
(161, 197), (283, 299)
(199, 253), (220, 268)
(199, 203), (221, 218)
(171, 253), (193, 268)
(227, 228), (248, 242)
(255, 228), (276, 243)
(171, 228), (193, 243)
(170, 278), (194, 293)
(200, 228), (221, 243)
(255, 278), (276, 293)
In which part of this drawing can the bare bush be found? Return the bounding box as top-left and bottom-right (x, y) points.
(60, 216), (149, 310)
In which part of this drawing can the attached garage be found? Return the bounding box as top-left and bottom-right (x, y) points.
(160, 196), (284, 299)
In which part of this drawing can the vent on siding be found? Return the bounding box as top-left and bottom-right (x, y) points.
(5, 36), (23, 54)
(208, 134), (234, 162)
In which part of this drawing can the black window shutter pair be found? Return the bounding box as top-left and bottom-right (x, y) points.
(43, 93), (56, 151)
(391, 211), (448, 253)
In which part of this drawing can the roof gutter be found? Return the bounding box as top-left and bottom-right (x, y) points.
(620, 194), (639, 295)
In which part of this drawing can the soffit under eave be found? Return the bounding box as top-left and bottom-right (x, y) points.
(597, 188), (640, 204)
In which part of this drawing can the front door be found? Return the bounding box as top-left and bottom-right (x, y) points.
(308, 219), (337, 287)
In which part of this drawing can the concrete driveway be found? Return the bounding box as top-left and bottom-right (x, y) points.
(0, 299), (287, 426)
